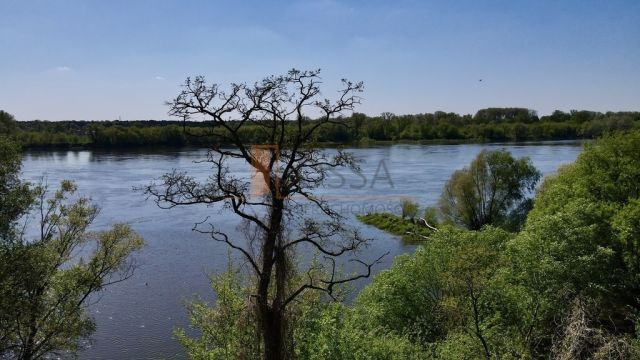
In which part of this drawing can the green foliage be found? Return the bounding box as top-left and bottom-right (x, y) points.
(0, 111), (18, 135)
(175, 265), (260, 360)
(612, 198), (640, 282)
(352, 250), (444, 342)
(357, 213), (434, 244)
(506, 130), (640, 356)
(294, 300), (429, 360)
(176, 259), (429, 360)
(0, 144), (144, 359)
(9, 109), (640, 149)
(352, 226), (534, 358)
(400, 197), (420, 220)
(423, 206), (439, 226)
(474, 108), (538, 124)
(343, 131), (640, 359)
(439, 149), (541, 230)
(0, 137), (32, 241)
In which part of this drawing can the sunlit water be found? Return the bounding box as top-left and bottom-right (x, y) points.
(21, 142), (583, 359)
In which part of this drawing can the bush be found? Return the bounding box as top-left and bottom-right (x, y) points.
(400, 198), (420, 221)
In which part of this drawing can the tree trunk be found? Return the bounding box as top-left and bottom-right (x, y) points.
(257, 199), (288, 360)
(21, 308), (39, 360)
(261, 306), (286, 360)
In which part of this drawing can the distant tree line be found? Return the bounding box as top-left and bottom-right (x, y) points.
(1, 108), (639, 148)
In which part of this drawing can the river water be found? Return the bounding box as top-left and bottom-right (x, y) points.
(21, 142), (583, 359)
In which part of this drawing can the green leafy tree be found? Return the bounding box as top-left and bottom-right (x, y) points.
(347, 131), (640, 359)
(474, 108), (538, 124)
(0, 139), (144, 360)
(0, 111), (18, 135)
(175, 264), (260, 360)
(508, 130), (640, 356)
(0, 138), (32, 241)
(400, 198), (420, 221)
(293, 300), (428, 360)
(350, 112), (366, 140)
(422, 207), (439, 227)
(352, 226), (530, 359)
(439, 149), (541, 230)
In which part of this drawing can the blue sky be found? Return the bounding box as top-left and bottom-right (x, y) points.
(1, 0), (639, 121)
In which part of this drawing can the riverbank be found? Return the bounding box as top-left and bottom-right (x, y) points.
(8, 108), (637, 149)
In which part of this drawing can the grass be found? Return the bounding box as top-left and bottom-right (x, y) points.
(356, 213), (435, 245)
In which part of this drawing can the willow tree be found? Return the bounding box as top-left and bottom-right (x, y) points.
(145, 69), (385, 360)
(439, 149), (540, 230)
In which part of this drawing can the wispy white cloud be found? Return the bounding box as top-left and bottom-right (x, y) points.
(43, 66), (73, 75)
(155, 75), (165, 81)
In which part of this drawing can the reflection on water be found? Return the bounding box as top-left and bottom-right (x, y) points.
(21, 142), (584, 360)
(24, 150), (93, 166)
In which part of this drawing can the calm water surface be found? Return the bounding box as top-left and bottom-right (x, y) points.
(21, 142), (583, 359)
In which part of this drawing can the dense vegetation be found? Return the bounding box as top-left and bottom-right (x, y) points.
(179, 130), (640, 359)
(2, 108), (639, 148)
(355, 131), (640, 358)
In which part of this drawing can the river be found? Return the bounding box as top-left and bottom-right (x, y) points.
(21, 142), (583, 359)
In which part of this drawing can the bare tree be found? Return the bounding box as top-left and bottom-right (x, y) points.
(144, 69), (386, 360)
